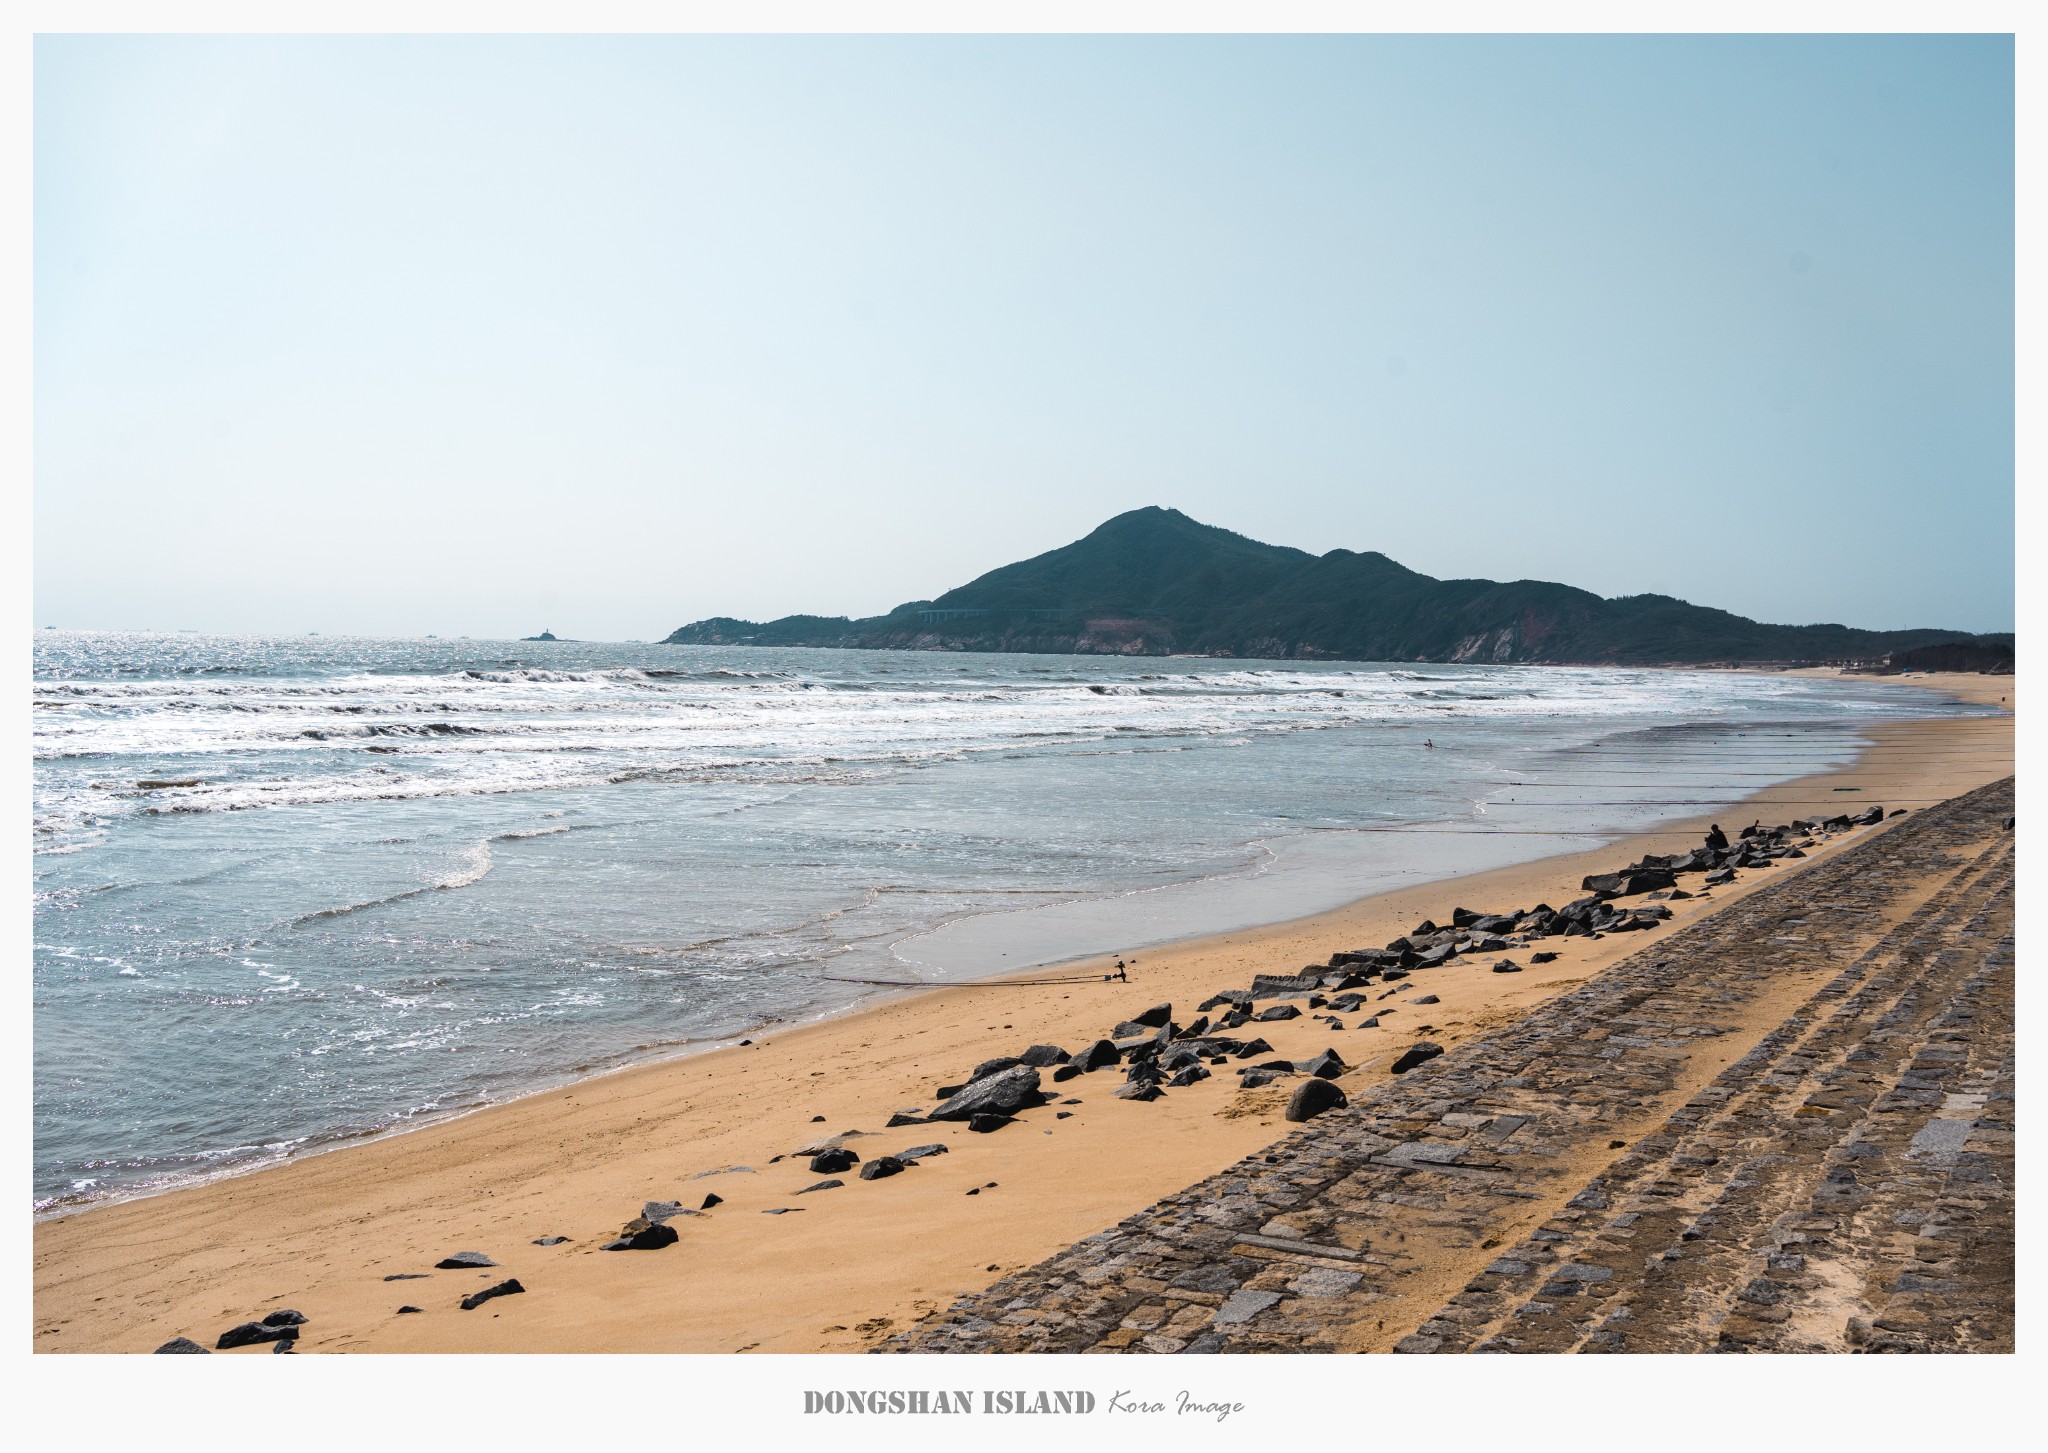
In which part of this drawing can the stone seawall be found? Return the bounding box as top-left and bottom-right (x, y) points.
(889, 778), (2016, 1354)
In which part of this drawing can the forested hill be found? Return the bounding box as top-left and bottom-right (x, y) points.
(662, 507), (2005, 666)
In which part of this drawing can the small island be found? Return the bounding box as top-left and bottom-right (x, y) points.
(522, 630), (558, 642)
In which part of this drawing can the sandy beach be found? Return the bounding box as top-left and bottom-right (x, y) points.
(31, 670), (2013, 1354)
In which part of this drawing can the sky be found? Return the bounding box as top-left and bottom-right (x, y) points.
(33, 34), (2015, 639)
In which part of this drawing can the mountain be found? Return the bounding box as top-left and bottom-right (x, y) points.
(662, 507), (2004, 666)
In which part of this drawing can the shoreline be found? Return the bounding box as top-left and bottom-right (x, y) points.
(31, 672), (2013, 1353)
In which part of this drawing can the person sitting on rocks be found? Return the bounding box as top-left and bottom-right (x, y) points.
(1705, 823), (1729, 851)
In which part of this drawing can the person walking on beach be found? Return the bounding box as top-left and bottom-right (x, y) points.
(1705, 823), (1729, 851)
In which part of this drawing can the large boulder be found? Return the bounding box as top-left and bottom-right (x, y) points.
(968, 1056), (1022, 1083)
(1296, 1049), (1348, 1079)
(1129, 1003), (1173, 1028)
(1018, 1044), (1070, 1067)
(1285, 1078), (1348, 1122)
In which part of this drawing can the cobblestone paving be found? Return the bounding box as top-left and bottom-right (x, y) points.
(887, 779), (2015, 1354)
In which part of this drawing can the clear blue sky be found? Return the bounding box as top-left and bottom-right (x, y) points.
(34, 34), (2014, 639)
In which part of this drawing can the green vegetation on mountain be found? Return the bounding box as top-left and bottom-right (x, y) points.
(663, 507), (2003, 666)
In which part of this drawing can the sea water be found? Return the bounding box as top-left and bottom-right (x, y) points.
(31, 632), (1987, 1210)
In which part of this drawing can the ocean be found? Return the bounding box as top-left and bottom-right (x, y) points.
(31, 632), (1984, 1211)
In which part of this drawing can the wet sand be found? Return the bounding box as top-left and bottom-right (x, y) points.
(32, 673), (2013, 1353)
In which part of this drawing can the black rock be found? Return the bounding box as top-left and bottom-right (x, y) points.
(700, 1193), (724, 1210)
(795, 1178), (844, 1195)
(1236, 1069), (1286, 1089)
(885, 1111), (927, 1127)
(1071, 1039), (1120, 1072)
(808, 1148), (860, 1174)
(1703, 866), (1737, 885)
(216, 1321), (298, 1349)
(1174, 1016), (1212, 1040)
(434, 1251), (496, 1270)
(1251, 973), (1321, 996)
(969, 1055), (1023, 1083)
(261, 1309), (308, 1327)
(1233, 1037), (1274, 1058)
(534, 1236), (570, 1245)
(968, 1113), (1013, 1133)
(1492, 961), (1523, 974)
(1217, 1008), (1251, 1029)
(1296, 1048), (1347, 1079)
(1409, 994), (1440, 1005)
(1256, 1003), (1301, 1021)
(1357, 1016), (1379, 1029)
(383, 1274), (430, 1281)
(859, 1156), (907, 1181)
(154, 1336), (211, 1353)
(1114, 1081), (1165, 1101)
(1285, 1078), (1348, 1122)
(459, 1278), (526, 1310)
(603, 1222), (681, 1250)
(1129, 1003), (1173, 1028)
(1056, 1111), (1074, 1119)
(396, 1306), (423, 1314)
(931, 1064), (1042, 1120)
(1328, 992), (1367, 1013)
(810, 1115), (826, 1122)
(1530, 951), (1558, 964)
(1167, 1065), (1210, 1087)
(895, 1143), (949, 1161)
(272, 1338), (296, 1354)
(1051, 1064), (1084, 1083)
(1018, 1044), (1070, 1067)
(1390, 1041), (1445, 1075)
(1110, 1020), (1149, 1039)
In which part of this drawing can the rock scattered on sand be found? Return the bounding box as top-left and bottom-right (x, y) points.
(699, 1193), (723, 1210)
(603, 1222), (680, 1250)
(895, 1143), (949, 1161)
(1018, 1044), (1070, 1067)
(383, 1273), (430, 1281)
(533, 1236), (570, 1245)
(435, 1251), (496, 1269)
(968, 1113), (1014, 1133)
(396, 1305), (422, 1314)
(1410, 994), (1440, 1005)
(272, 1338), (296, 1354)
(643, 1200), (699, 1223)
(930, 1064), (1042, 1121)
(796, 1178), (844, 1194)
(1390, 1041), (1445, 1075)
(1285, 1078), (1348, 1122)
(860, 1156), (907, 1181)
(1493, 962), (1523, 974)
(1296, 1048), (1347, 1079)
(885, 1111), (927, 1127)
(1130, 1003), (1173, 1028)
(760, 1208), (805, 1215)
(1530, 951), (1558, 964)
(1114, 1082), (1165, 1101)
(459, 1279), (525, 1310)
(154, 1336), (209, 1353)
(216, 1321), (298, 1349)
(808, 1148), (859, 1174)
(261, 1310), (307, 1327)
(1256, 1003), (1301, 1021)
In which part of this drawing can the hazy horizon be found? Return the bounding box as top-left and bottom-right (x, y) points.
(35, 35), (2014, 640)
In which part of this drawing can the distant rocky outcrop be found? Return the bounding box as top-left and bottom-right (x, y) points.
(522, 630), (559, 642)
(660, 507), (2005, 667)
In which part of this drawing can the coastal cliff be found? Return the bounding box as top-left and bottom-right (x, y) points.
(663, 508), (2006, 667)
